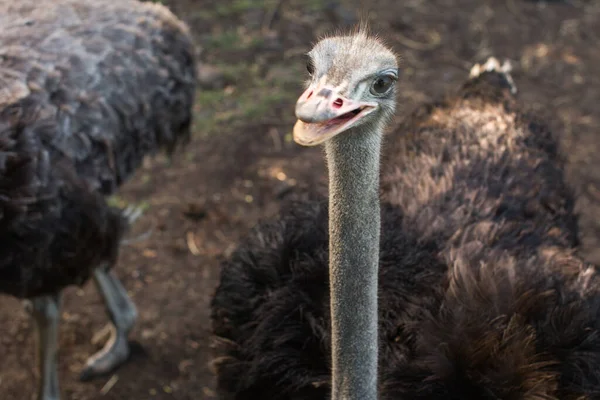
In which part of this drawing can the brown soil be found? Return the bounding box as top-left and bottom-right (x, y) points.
(1, 0), (599, 399)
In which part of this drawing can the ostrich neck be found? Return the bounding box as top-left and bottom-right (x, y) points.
(325, 126), (382, 400)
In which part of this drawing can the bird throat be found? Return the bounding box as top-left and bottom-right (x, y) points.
(325, 127), (382, 400)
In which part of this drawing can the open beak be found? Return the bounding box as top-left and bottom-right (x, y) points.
(293, 83), (377, 146)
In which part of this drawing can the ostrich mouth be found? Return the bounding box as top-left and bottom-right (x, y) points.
(293, 105), (376, 146)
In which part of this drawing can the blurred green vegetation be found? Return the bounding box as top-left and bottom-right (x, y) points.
(175, 0), (333, 137)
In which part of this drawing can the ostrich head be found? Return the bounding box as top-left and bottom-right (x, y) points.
(293, 32), (399, 147)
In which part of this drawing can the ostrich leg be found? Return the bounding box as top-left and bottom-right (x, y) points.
(27, 294), (61, 400)
(79, 205), (142, 380)
(79, 268), (137, 380)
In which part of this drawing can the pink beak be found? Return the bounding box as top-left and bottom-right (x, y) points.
(293, 83), (377, 146)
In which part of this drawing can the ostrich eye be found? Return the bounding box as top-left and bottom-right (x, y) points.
(306, 57), (315, 75)
(370, 75), (394, 95)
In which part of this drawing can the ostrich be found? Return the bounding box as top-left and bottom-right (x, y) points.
(211, 30), (600, 399)
(0, 0), (196, 399)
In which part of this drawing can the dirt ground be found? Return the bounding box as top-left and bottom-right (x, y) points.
(0, 0), (599, 399)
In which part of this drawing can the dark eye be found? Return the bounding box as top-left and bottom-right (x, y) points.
(306, 57), (315, 75)
(370, 75), (394, 95)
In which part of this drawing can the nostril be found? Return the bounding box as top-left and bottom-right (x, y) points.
(307, 91), (313, 99)
(333, 98), (343, 108)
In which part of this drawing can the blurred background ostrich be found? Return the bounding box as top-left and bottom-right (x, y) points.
(0, 0), (598, 399)
(0, 0), (195, 399)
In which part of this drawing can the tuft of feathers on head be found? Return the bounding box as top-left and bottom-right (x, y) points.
(311, 22), (400, 65)
(303, 26), (400, 95)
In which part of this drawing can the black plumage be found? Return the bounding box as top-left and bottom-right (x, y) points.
(0, 1), (196, 398)
(211, 62), (600, 398)
(0, 0), (196, 298)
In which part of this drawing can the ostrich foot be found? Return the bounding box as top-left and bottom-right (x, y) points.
(121, 204), (144, 225)
(80, 269), (137, 381)
(469, 56), (518, 94)
(25, 294), (62, 400)
(119, 204), (154, 245)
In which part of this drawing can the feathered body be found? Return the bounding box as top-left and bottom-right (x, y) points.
(0, 0), (196, 298)
(211, 66), (600, 397)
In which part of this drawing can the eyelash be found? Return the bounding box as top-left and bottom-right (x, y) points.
(306, 58), (315, 75)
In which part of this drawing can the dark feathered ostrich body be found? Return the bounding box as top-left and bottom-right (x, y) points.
(211, 32), (600, 399)
(0, 0), (196, 399)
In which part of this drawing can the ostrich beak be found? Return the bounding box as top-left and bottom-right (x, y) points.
(293, 83), (377, 147)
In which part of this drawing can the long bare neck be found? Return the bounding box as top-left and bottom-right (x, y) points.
(325, 126), (382, 400)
